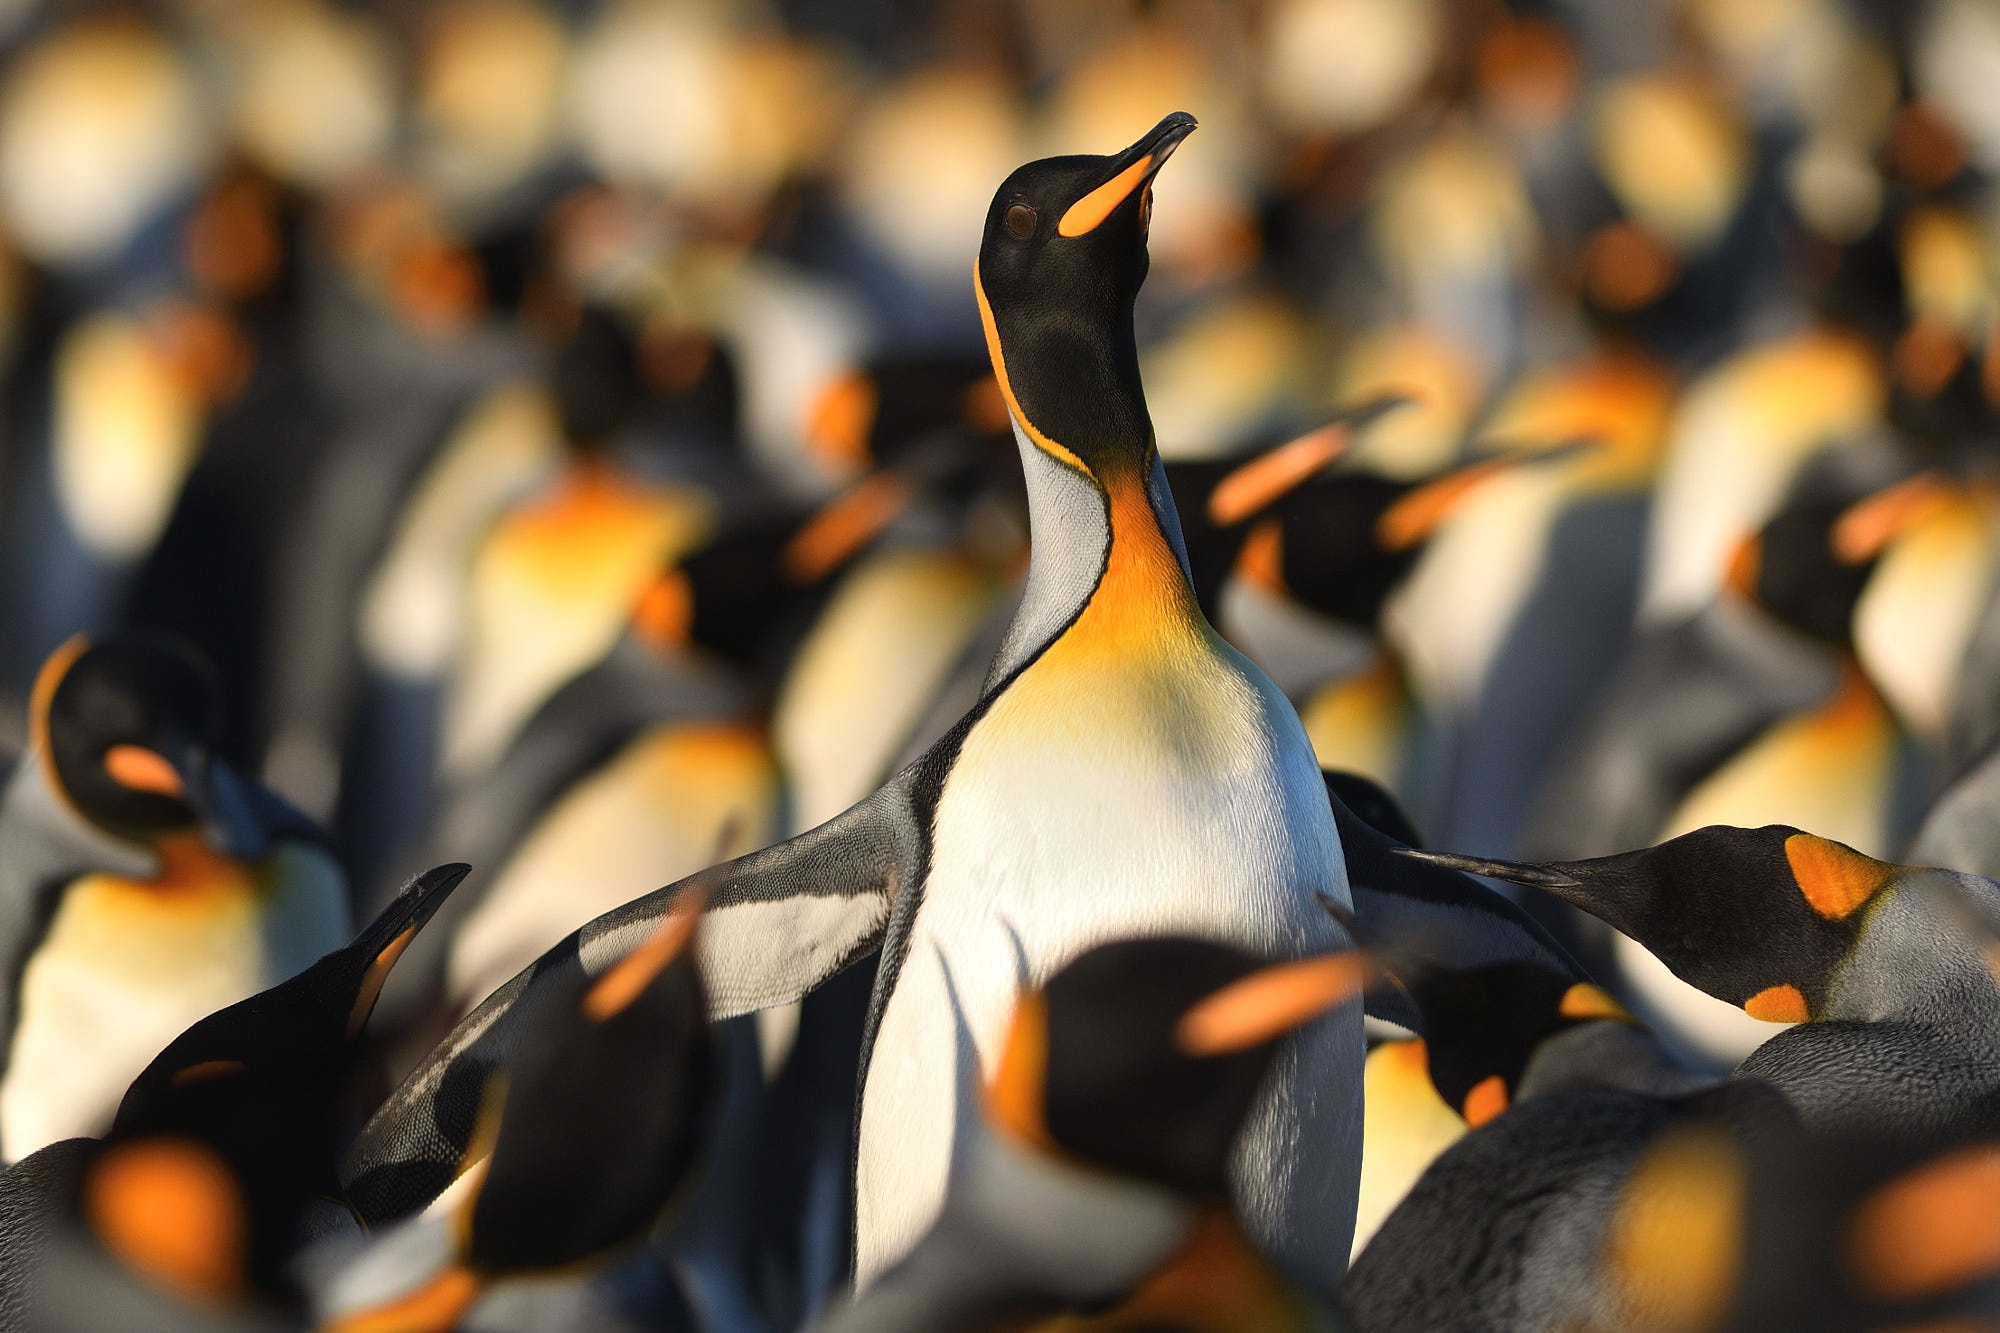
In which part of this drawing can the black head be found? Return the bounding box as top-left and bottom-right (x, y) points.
(1405, 960), (1635, 1126)
(1400, 825), (1903, 1021)
(974, 112), (1197, 485)
(465, 906), (717, 1276)
(989, 936), (1360, 1198)
(108, 864), (468, 1286)
(1726, 491), (1877, 646)
(33, 634), (220, 842)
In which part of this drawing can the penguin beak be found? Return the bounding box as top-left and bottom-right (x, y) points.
(1393, 847), (1586, 894)
(348, 863), (473, 1038)
(1373, 440), (1602, 552)
(1058, 111), (1199, 238)
(1175, 950), (1370, 1056)
(1205, 395), (1412, 525)
(1832, 471), (1957, 564)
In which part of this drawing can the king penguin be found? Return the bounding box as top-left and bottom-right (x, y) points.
(342, 110), (1360, 1294)
(1403, 826), (2000, 1144)
(0, 634), (349, 1163)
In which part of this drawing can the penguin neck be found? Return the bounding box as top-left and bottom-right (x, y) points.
(985, 428), (1204, 690)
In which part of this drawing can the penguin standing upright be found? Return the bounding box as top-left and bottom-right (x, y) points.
(0, 634), (349, 1162)
(343, 112), (1361, 1293)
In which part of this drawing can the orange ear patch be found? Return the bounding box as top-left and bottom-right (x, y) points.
(1743, 984), (1809, 1024)
(985, 991), (1054, 1152)
(1559, 983), (1635, 1024)
(1175, 953), (1367, 1056)
(104, 744), (187, 798)
(85, 1139), (245, 1302)
(1461, 1074), (1509, 1127)
(1058, 155), (1155, 237)
(1784, 833), (1895, 921)
(1848, 1142), (2000, 1300)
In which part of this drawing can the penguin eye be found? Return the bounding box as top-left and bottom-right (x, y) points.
(1005, 204), (1037, 239)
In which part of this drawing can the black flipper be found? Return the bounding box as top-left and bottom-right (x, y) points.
(340, 787), (916, 1225)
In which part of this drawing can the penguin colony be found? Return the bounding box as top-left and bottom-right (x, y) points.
(3, 0), (2000, 1329)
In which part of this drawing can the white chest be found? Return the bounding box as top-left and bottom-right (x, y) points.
(854, 628), (1352, 1281)
(0, 844), (347, 1161)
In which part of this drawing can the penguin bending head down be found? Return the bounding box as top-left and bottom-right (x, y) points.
(343, 111), (1360, 1294)
(1402, 828), (2000, 1140)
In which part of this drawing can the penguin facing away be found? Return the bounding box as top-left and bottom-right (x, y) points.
(342, 110), (1360, 1293)
(0, 634), (350, 1162)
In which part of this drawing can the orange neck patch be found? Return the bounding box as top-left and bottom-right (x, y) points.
(1784, 833), (1895, 921)
(1743, 983), (1809, 1024)
(1038, 1208), (1316, 1332)
(1558, 982), (1635, 1024)
(327, 1265), (483, 1333)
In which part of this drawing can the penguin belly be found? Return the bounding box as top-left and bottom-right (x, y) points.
(854, 626), (1359, 1289)
(0, 841), (347, 1159)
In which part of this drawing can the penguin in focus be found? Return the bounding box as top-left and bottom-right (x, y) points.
(817, 935), (1359, 1333)
(0, 634), (349, 1163)
(342, 111), (1362, 1293)
(1402, 826), (2000, 1144)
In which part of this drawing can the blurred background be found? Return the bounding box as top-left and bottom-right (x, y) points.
(0, 0), (1996, 1076)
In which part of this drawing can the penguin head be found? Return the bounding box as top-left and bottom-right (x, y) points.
(461, 895), (716, 1277)
(974, 111), (1196, 484)
(987, 936), (1362, 1197)
(108, 864), (468, 1285)
(1403, 959), (1637, 1127)
(1400, 825), (1906, 1022)
(30, 633), (255, 853)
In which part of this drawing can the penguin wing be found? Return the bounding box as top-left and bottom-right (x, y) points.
(339, 784), (913, 1225)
